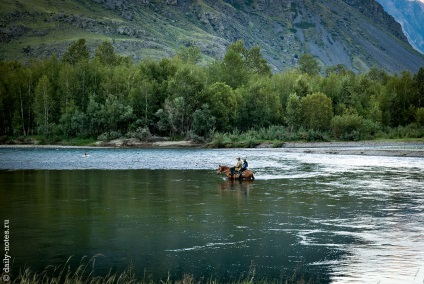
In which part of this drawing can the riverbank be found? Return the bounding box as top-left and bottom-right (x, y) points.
(1, 139), (424, 157)
(280, 140), (424, 158)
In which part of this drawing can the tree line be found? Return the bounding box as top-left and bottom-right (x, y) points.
(1, 38), (423, 144)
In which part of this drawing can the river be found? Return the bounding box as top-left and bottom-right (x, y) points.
(0, 147), (423, 283)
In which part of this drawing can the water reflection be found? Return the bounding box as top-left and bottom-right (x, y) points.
(0, 148), (423, 283)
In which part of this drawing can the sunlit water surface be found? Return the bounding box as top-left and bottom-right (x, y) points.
(0, 147), (423, 283)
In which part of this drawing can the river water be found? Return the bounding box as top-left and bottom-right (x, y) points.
(0, 147), (423, 283)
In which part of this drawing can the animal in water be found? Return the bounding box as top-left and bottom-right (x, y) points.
(216, 165), (255, 180)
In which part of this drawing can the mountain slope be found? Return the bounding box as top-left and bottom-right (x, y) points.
(376, 0), (424, 54)
(1, 0), (423, 74)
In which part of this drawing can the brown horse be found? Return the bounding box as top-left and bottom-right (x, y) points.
(216, 165), (255, 180)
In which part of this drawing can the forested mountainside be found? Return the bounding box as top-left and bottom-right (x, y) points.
(376, 0), (424, 54)
(1, 0), (424, 74)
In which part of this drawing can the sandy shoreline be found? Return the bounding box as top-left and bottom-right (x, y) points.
(1, 140), (423, 157)
(280, 141), (424, 158)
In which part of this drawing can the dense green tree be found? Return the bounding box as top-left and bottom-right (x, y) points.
(94, 41), (117, 66)
(85, 95), (103, 136)
(73, 60), (102, 110)
(204, 82), (238, 132)
(325, 64), (350, 76)
(167, 65), (206, 133)
(34, 75), (54, 135)
(168, 65), (205, 108)
(286, 93), (302, 132)
(130, 77), (154, 127)
(176, 46), (201, 65)
(237, 76), (283, 130)
(367, 67), (390, 84)
(221, 42), (248, 89)
(244, 46), (272, 76)
(191, 104), (216, 137)
(269, 70), (302, 112)
(4, 64), (27, 136)
(1, 38), (423, 142)
(331, 113), (363, 140)
(59, 100), (87, 138)
(299, 53), (321, 76)
(156, 96), (186, 136)
(366, 95), (383, 125)
(294, 75), (311, 97)
(0, 62), (22, 135)
(58, 63), (77, 113)
(319, 73), (342, 110)
(416, 107), (424, 126)
(382, 71), (415, 126)
(412, 67), (424, 108)
(219, 40), (271, 89)
(301, 92), (333, 131)
(99, 95), (134, 134)
(63, 39), (90, 65)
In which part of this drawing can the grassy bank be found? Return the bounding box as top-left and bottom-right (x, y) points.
(206, 125), (424, 148)
(1, 124), (423, 149)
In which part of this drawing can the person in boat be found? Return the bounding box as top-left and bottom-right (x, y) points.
(230, 157), (243, 176)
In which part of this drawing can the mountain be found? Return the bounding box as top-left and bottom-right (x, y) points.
(376, 0), (424, 54)
(1, 0), (424, 74)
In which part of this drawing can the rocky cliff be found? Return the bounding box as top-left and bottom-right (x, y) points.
(1, 0), (423, 74)
(376, 0), (424, 54)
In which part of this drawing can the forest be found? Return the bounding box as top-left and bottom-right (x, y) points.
(1, 39), (423, 146)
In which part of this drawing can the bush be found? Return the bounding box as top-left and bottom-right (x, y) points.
(257, 125), (288, 140)
(209, 132), (226, 148)
(416, 107), (424, 126)
(306, 129), (329, 141)
(97, 131), (122, 141)
(127, 126), (151, 141)
(392, 124), (424, 138)
(186, 131), (205, 143)
(360, 119), (381, 140)
(331, 114), (363, 140)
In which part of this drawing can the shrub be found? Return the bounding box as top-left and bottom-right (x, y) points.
(416, 107), (424, 126)
(209, 132), (226, 148)
(331, 114), (363, 140)
(186, 131), (205, 143)
(97, 131), (122, 141)
(127, 126), (151, 141)
(360, 119), (381, 140)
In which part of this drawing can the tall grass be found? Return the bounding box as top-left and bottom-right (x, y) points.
(2, 255), (138, 284)
(207, 126), (331, 148)
(1, 256), (313, 284)
(207, 122), (424, 148)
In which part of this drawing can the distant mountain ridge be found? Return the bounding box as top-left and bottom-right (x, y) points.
(376, 0), (424, 54)
(1, 0), (424, 74)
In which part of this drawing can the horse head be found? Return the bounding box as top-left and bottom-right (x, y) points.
(216, 165), (230, 174)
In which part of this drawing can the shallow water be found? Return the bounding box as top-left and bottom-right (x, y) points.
(0, 147), (423, 283)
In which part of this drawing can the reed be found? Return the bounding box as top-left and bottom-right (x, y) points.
(1, 256), (311, 284)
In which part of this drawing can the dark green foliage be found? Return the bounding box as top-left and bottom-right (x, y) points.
(0, 39), (423, 144)
(300, 92), (333, 131)
(94, 41), (118, 66)
(62, 39), (89, 65)
(298, 53), (321, 76)
(331, 114), (363, 141)
(191, 104), (216, 137)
